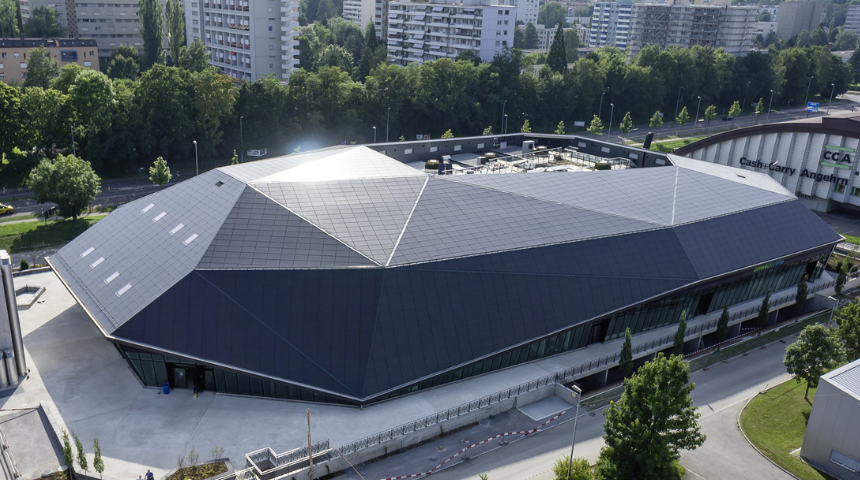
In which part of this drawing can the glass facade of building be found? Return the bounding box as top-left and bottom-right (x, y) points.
(116, 246), (831, 405)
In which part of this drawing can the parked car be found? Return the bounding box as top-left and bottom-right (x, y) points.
(0, 204), (13, 214)
(722, 116), (734, 121)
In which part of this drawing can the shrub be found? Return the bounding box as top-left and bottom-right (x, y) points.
(19, 259), (29, 270)
(594, 163), (611, 170)
(425, 159), (439, 170)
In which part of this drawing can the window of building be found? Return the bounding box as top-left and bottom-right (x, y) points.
(830, 450), (860, 473)
(0, 63), (3, 68)
(268, 25), (272, 30)
(0, 74), (4, 79)
(836, 184), (846, 194)
(13, 53), (19, 58)
(1, 53), (5, 58)
(852, 186), (860, 197)
(20, 63), (26, 68)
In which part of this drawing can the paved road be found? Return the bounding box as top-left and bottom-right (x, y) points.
(417, 334), (796, 480)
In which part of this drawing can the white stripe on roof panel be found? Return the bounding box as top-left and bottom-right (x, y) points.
(153, 212), (167, 222)
(81, 247), (94, 258)
(115, 283), (132, 296)
(104, 272), (119, 284)
(183, 233), (199, 245)
(90, 257), (104, 268)
(141, 203), (154, 213)
(170, 223), (185, 235)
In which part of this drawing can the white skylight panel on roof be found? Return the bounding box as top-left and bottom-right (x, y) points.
(141, 203), (154, 213)
(170, 224), (185, 235)
(115, 283), (132, 296)
(81, 247), (94, 258)
(153, 212), (166, 222)
(184, 233), (198, 245)
(90, 257), (104, 268)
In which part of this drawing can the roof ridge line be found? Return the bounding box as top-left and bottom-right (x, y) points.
(386, 176), (430, 267)
(671, 166), (679, 225)
(441, 175), (669, 227)
(247, 184), (382, 267)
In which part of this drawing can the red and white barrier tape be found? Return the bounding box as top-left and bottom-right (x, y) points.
(379, 411), (566, 480)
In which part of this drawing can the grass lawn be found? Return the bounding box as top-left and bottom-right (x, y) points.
(740, 379), (837, 480)
(0, 214), (106, 253)
(841, 234), (860, 246)
(649, 136), (707, 153)
(0, 214), (37, 224)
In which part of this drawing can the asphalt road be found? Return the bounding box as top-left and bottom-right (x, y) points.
(421, 334), (796, 480)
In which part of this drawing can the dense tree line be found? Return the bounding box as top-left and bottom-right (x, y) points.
(0, 16), (856, 184)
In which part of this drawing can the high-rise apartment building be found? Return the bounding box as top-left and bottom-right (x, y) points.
(343, 0), (386, 39)
(627, 0), (757, 57)
(184, 0), (300, 82)
(509, 0), (537, 25)
(589, 0), (633, 49)
(775, 1), (822, 39)
(386, 0), (515, 66)
(844, 3), (860, 33)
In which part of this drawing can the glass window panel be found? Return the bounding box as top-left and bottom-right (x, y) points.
(225, 372), (239, 393)
(140, 359), (157, 386)
(154, 361), (168, 386)
(215, 369), (227, 393)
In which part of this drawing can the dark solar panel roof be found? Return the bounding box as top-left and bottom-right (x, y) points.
(49, 145), (842, 400)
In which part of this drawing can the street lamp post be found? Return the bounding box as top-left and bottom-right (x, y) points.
(694, 96), (702, 131)
(504, 114), (508, 134)
(674, 86), (685, 122)
(566, 384), (583, 479)
(193, 140), (199, 176)
(805, 76), (814, 118)
(501, 100), (507, 134)
(827, 83), (836, 114)
(373, 126), (377, 143)
(598, 92), (605, 120)
(608, 103), (615, 136)
(766, 89), (774, 124)
(386, 107), (391, 142)
(240, 116), (244, 163)
(742, 81), (751, 114)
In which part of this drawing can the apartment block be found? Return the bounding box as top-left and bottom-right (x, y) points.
(775, 1), (822, 39)
(589, 0), (633, 49)
(386, 0), (516, 66)
(509, 0), (536, 25)
(184, 0), (299, 82)
(628, 1), (757, 57)
(0, 38), (99, 84)
(343, 0), (386, 39)
(844, 3), (860, 33)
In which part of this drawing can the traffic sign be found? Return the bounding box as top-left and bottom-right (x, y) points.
(807, 102), (820, 112)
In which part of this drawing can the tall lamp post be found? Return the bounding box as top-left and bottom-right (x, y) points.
(827, 83), (836, 114)
(193, 140), (199, 176)
(694, 95), (702, 131)
(674, 86), (685, 122)
(566, 384), (583, 479)
(386, 107), (391, 142)
(372, 126), (377, 143)
(598, 92), (605, 119)
(766, 89), (774, 124)
(741, 81), (751, 114)
(239, 115), (244, 163)
(608, 103), (615, 136)
(504, 114), (508, 134)
(805, 76), (814, 118)
(501, 100), (507, 134)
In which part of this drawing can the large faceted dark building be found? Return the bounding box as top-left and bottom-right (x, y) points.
(50, 146), (841, 405)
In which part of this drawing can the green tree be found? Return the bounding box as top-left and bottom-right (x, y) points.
(554, 121), (565, 135)
(754, 97), (764, 125)
(19, 87), (75, 156)
(538, 2), (567, 28)
(649, 111), (663, 128)
(0, 0), (20, 37)
(22, 5), (66, 37)
(149, 156), (172, 186)
(524, 23), (539, 49)
(73, 431), (88, 477)
(482, 126), (493, 135)
(107, 54), (140, 80)
(93, 438), (104, 480)
(672, 310), (687, 356)
(835, 298), (860, 361)
(0, 83), (22, 160)
(717, 306), (729, 342)
(139, 0), (166, 70)
(796, 275), (808, 313)
(514, 28), (525, 49)
(441, 129), (454, 138)
(620, 327), (633, 377)
(834, 29), (859, 51)
(553, 455), (592, 480)
(703, 105), (717, 133)
(61, 431), (74, 480)
(165, 0), (186, 66)
(784, 323), (844, 399)
(546, 24), (568, 74)
(619, 111), (632, 141)
(178, 38), (210, 73)
(601, 353), (705, 479)
(676, 106), (690, 131)
(26, 154), (102, 220)
(756, 290), (771, 331)
(836, 261), (848, 295)
(728, 101), (741, 128)
(563, 29), (579, 63)
(520, 119), (532, 133)
(231, 149), (239, 165)
(587, 115), (603, 137)
(23, 46), (60, 89)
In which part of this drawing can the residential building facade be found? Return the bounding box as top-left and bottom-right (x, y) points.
(589, 0), (633, 49)
(845, 3), (860, 33)
(184, 0), (300, 82)
(775, 0), (822, 39)
(386, 0), (515, 66)
(0, 38), (99, 84)
(628, 1), (757, 57)
(343, 0), (387, 39)
(509, 0), (537, 25)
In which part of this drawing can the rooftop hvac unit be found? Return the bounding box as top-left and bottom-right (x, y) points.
(522, 140), (535, 153)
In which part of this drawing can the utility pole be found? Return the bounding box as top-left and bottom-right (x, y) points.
(307, 409), (314, 475)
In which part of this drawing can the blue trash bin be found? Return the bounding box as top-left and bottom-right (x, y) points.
(163, 382), (170, 394)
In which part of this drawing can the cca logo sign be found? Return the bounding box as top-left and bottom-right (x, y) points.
(822, 150), (852, 164)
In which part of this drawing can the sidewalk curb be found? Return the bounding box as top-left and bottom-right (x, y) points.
(736, 384), (802, 480)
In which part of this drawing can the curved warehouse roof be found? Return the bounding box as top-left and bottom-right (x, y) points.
(48, 145), (840, 401)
